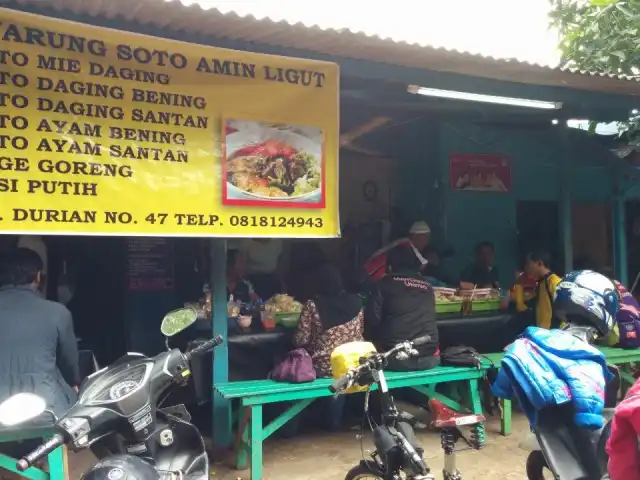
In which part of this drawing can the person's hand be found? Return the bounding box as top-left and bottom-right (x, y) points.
(73, 386), (78, 393)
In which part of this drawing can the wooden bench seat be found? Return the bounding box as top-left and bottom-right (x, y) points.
(215, 361), (496, 480)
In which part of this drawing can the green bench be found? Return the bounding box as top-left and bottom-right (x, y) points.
(215, 362), (495, 480)
(0, 426), (67, 480)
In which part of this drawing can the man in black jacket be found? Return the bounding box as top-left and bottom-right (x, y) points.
(365, 245), (440, 371)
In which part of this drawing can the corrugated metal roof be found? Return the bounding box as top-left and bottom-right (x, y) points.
(3, 0), (640, 95)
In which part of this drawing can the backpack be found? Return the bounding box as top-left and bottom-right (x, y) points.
(269, 348), (317, 383)
(440, 346), (482, 368)
(616, 304), (640, 348)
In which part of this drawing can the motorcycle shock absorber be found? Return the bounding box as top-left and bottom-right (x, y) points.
(470, 423), (485, 449)
(440, 429), (462, 480)
(440, 428), (456, 455)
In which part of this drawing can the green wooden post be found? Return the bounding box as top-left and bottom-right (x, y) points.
(211, 239), (231, 447)
(501, 399), (512, 436)
(612, 167), (629, 285)
(250, 405), (263, 480)
(559, 132), (573, 274)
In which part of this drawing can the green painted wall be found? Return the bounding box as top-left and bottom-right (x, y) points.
(401, 122), (622, 286)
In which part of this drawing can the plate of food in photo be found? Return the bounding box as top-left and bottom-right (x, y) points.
(223, 122), (323, 204)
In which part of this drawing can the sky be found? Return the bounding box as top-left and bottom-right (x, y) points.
(180, 0), (561, 66)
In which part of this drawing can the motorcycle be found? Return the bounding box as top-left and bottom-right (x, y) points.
(0, 307), (221, 479)
(517, 324), (619, 480)
(330, 336), (485, 480)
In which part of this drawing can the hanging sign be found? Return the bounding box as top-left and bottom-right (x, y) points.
(0, 8), (340, 237)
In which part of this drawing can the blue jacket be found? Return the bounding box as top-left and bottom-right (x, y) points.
(491, 327), (612, 429)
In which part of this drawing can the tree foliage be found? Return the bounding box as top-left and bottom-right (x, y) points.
(550, 0), (640, 144)
(549, 0), (640, 76)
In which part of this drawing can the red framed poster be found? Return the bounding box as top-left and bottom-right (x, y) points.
(449, 154), (511, 193)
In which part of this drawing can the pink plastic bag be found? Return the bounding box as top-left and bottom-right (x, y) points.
(269, 348), (316, 383)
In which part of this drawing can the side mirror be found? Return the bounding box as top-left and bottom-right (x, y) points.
(0, 393), (46, 426)
(161, 307), (198, 337)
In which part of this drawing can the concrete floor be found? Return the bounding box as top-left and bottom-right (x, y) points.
(209, 413), (532, 480)
(0, 413), (533, 479)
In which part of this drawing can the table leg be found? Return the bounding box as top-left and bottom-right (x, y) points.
(500, 399), (512, 436)
(235, 407), (250, 470)
(250, 405), (263, 480)
(48, 445), (68, 480)
(467, 378), (486, 446)
(620, 364), (635, 398)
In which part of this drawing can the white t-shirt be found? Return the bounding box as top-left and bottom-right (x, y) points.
(241, 239), (283, 275)
(17, 235), (48, 275)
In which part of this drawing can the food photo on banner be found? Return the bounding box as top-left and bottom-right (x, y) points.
(222, 119), (325, 208)
(449, 153), (511, 193)
(0, 8), (339, 238)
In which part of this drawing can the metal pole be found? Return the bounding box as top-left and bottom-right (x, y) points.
(210, 238), (231, 447)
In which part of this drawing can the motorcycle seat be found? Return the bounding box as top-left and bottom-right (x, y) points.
(428, 399), (485, 429)
(536, 404), (610, 480)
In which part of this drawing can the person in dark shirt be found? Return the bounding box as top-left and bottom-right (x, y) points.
(460, 241), (500, 289)
(0, 248), (79, 416)
(365, 245), (440, 371)
(227, 249), (258, 304)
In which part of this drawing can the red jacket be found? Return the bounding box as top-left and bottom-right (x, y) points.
(607, 377), (640, 480)
(364, 239), (427, 280)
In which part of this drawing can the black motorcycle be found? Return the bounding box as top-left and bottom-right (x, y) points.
(0, 307), (220, 479)
(330, 336), (485, 480)
(521, 324), (619, 480)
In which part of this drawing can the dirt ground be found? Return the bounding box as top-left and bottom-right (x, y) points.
(0, 412), (532, 480)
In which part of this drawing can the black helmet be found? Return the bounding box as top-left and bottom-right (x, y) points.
(81, 455), (160, 480)
(554, 270), (619, 337)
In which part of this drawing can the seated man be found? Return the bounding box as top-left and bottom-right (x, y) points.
(364, 221), (431, 281)
(460, 241), (500, 289)
(524, 249), (561, 329)
(365, 245), (440, 371)
(227, 249), (259, 304)
(0, 248), (79, 417)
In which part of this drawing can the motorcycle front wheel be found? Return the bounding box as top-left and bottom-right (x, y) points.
(345, 463), (384, 479)
(526, 450), (551, 479)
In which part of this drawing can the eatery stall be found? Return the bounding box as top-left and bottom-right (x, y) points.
(2, 2), (640, 477)
(0, 4), (340, 454)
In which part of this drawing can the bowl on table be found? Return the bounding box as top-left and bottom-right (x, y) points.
(237, 315), (252, 329)
(275, 312), (301, 328)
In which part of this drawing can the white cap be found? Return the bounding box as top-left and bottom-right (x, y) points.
(409, 221), (431, 235)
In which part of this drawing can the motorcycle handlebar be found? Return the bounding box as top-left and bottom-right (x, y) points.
(17, 433), (64, 471)
(329, 336), (431, 394)
(329, 373), (353, 394)
(185, 335), (223, 361)
(412, 335), (431, 347)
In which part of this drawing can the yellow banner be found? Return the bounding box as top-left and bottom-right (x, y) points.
(0, 8), (339, 237)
